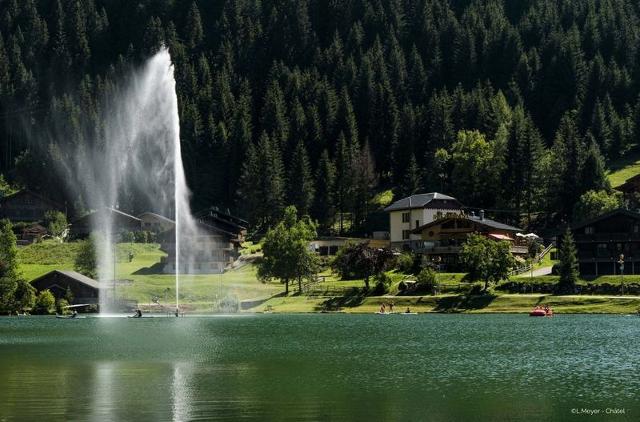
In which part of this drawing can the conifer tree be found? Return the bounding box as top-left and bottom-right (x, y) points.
(557, 228), (579, 293)
(287, 140), (315, 217)
(313, 150), (336, 232)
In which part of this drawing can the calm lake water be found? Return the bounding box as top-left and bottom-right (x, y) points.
(1, 314), (638, 421)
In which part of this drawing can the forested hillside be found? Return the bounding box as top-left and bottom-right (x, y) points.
(1, 0), (639, 233)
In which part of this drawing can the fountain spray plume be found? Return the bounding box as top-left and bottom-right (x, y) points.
(51, 48), (202, 313)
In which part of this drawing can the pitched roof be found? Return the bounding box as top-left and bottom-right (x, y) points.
(412, 214), (522, 233)
(73, 207), (141, 225)
(137, 212), (174, 223)
(384, 192), (460, 212)
(570, 208), (640, 230)
(0, 189), (64, 210)
(31, 270), (100, 290)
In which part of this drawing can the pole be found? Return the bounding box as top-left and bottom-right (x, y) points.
(113, 241), (117, 305)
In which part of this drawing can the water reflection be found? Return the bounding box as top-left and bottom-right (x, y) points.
(172, 363), (193, 422)
(1, 315), (639, 421)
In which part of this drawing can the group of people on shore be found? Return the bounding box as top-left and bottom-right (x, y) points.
(379, 302), (412, 314)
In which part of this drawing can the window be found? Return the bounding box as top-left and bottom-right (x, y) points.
(402, 212), (410, 223)
(585, 226), (594, 234)
(402, 230), (411, 240)
(415, 220), (420, 229)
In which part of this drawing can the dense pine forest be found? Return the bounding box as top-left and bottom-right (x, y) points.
(1, 0), (639, 234)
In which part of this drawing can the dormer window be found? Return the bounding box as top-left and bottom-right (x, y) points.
(585, 226), (594, 235)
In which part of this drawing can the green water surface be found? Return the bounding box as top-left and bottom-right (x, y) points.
(0, 314), (638, 421)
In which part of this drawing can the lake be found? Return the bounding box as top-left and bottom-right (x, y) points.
(1, 314), (638, 421)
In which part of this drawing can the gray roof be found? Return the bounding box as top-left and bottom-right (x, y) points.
(413, 214), (522, 233)
(384, 193), (460, 212)
(32, 270), (101, 290)
(138, 212), (175, 223)
(468, 215), (522, 232)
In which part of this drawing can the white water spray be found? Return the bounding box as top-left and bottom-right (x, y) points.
(57, 49), (201, 312)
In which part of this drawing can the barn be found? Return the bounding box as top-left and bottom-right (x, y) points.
(31, 270), (100, 304)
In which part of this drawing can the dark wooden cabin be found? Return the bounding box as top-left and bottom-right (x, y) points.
(0, 190), (64, 222)
(570, 209), (640, 276)
(31, 270), (100, 304)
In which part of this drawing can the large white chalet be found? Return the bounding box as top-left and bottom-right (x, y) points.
(384, 192), (462, 249)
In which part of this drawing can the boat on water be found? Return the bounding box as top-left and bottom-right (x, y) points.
(529, 306), (553, 317)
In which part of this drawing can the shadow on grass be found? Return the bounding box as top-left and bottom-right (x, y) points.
(132, 262), (166, 275)
(241, 291), (287, 310)
(315, 288), (367, 311)
(433, 294), (497, 312)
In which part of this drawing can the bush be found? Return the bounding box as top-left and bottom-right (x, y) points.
(56, 298), (69, 314)
(34, 290), (56, 314)
(371, 273), (392, 295)
(134, 231), (149, 243)
(416, 268), (438, 295)
(214, 294), (240, 313)
(120, 231), (135, 243)
(395, 253), (414, 273)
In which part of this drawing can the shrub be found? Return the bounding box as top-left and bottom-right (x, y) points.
(214, 294), (240, 313)
(44, 210), (68, 239)
(56, 298), (70, 314)
(34, 290), (56, 314)
(134, 231), (149, 243)
(371, 273), (392, 295)
(120, 231), (135, 243)
(74, 236), (98, 279)
(416, 267), (438, 295)
(395, 253), (414, 273)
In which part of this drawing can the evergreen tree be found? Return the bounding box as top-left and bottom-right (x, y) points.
(312, 150), (336, 232)
(401, 153), (422, 197)
(287, 140), (315, 217)
(557, 228), (579, 293)
(0, 219), (17, 279)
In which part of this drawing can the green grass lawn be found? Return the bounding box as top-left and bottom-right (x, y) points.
(17, 240), (640, 313)
(607, 150), (640, 187)
(18, 241), (282, 312)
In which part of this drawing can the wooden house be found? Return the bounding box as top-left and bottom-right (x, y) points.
(570, 208), (640, 276)
(160, 207), (248, 274)
(384, 193), (463, 250)
(138, 212), (175, 233)
(0, 190), (64, 223)
(31, 270), (100, 304)
(71, 207), (142, 237)
(411, 211), (526, 270)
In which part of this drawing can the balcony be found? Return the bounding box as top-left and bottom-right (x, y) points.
(574, 233), (640, 242)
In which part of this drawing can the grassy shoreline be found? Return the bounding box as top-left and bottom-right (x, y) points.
(243, 293), (640, 314)
(16, 241), (640, 315)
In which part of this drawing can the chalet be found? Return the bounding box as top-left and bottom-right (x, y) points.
(570, 208), (640, 276)
(18, 223), (48, 245)
(310, 237), (390, 256)
(615, 174), (640, 199)
(194, 206), (248, 238)
(138, 212), (175, 233)
(71, 207), (142, 237)
(0, 190), (64, 223)
(31, 270), (100, 304)
(160, 207), (247, 274)
(384, 192), (463, 249)
(411, 211), (526, 270)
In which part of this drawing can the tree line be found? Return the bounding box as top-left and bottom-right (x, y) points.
(1, 0), (640, 233)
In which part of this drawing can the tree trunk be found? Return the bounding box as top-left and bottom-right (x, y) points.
(364, 276), (370, 290)
(297, 276), (302, 293)
(285, 279), (289, 295)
